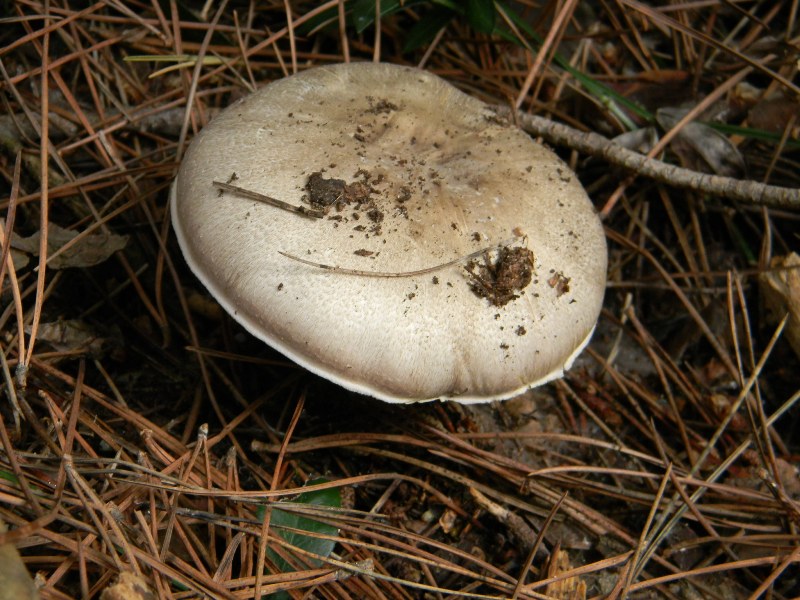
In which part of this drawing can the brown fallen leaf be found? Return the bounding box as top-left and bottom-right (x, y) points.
(657, 107), (746, 178)
(12, 223), (128, 269)
(0, 518), (39, 600)
(27, 319), (122, 358)
(6, 248), (30, 270)
(611, 126), (659, 155)
(759, 252), (800, 360)
(748, 94), (800, 135)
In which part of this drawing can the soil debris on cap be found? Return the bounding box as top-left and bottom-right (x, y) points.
(366, 96), (399, 114)
(466, 246), (535, 307)
(306, 171), (372, 208)
(306, 171), (344, 206)
(547, 271), (571, 297)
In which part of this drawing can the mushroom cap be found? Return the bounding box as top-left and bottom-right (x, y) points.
(171, 62), (607, 403)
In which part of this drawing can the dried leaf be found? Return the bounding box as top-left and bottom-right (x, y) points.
(545, 548), (587, 600)
(438, 508), (458, 534)
(186, 289), (224, 320)
(663, 522), (703, 570)
(0, 519), (39, 600)
(99, 572), (154, 600)
(759, 252), (800, 360)
(774, 456), (800, 497)
(28, 319), (121, 357)
(657, 107), (746, 177)
(8, 248), (29, 270)
(612, 126), (659, 154)
(12, 223), (127, 269)
(748, 94), (800, 135)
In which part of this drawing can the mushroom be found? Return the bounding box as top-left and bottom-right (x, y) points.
(171, 62), (607, 403)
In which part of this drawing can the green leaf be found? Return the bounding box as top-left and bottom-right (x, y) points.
(496, 0), (651, 124)
(705, 122), (800, 149)
(0, 470), (19, 485)
(298, 0), (424, 36)
(430, 0), (462, 12)
(402, 9), (455, 53)
(352, 0), (408, 33)
(295, 6), (339, 35)
(465, 0), (495, 34)
(256, 480), (341, 574)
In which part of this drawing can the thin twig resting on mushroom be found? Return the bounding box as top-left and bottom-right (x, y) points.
(212, 181), (325, 218)
(278, 237), (522, 279)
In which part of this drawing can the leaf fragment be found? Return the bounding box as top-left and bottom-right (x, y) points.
(12, 223), (128, 269)
(257, 480), (342, 573)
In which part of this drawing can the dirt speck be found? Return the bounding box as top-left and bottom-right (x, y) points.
(547, 272), (571, 297)
(365, 97), (399, 114)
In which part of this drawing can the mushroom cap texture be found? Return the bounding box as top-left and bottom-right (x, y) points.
(171, 62), (607, 403)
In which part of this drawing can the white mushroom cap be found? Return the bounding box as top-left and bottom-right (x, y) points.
(171, 62), (606, 403)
